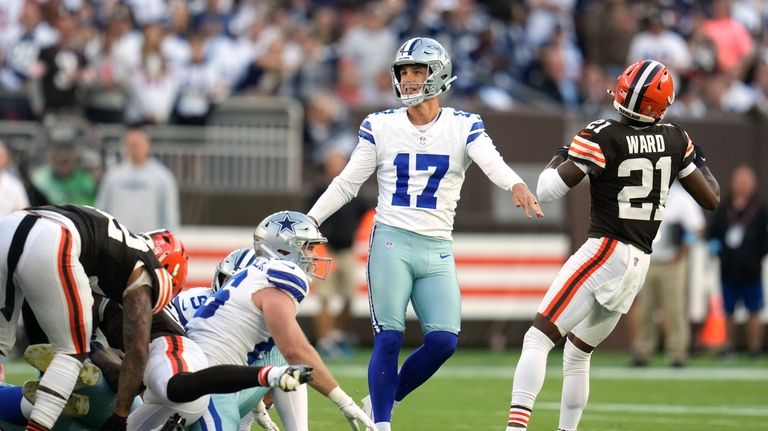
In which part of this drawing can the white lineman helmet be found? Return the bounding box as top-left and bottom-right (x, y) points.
(252, 211), (331, 279)
(211, 247), (257, 292)
(391, 37), (457, 106)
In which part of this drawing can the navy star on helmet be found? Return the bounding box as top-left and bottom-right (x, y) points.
(272, 213), (299, 234)
(391, 37), (457, 106)
(253, 211), (331, 279)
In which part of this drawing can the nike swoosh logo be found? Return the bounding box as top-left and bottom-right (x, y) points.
(440, 253), (451, 259)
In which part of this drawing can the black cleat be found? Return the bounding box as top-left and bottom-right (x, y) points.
(159, 413), (186, 431)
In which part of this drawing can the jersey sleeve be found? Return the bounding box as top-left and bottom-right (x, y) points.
(678, 128), (696, 179)
(358, 116), (376, 146)
(265, 261), (310, 304)
(568, 128), (606, 174)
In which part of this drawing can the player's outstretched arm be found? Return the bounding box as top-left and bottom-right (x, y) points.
(680, 145), (720, 210)
(256, 288), (376, 430)
(106, 280), (152, 430)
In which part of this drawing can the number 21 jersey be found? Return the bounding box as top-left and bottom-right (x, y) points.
(567, 119), (696, 253)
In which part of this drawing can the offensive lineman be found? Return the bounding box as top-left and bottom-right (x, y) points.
(307, 37), (542, 431)
(173, 247), (308, 431)
(505, 59), (720, 431)
(184, 211), (375, 431)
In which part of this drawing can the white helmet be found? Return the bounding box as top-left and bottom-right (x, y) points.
(391, 37), (457, 106)
(252, 211), (331, 279)
(211, 247), (257, 292)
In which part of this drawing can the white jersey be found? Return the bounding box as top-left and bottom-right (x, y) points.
(185, 257), (310, 366)
(171, 286), (212, 328)
(308, 107), (523, 239)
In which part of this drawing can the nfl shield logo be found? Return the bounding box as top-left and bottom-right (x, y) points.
(633, 257), (639, 267)
(385, 241), (394, 249)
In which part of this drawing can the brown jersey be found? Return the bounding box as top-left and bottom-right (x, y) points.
(27, 204), (172, 312)
(567, 119), (696, 253)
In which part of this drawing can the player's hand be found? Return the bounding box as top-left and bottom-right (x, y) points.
(100, 413), (128, 431)
(328, 387), (376, 430)
(512, 183), (544, 219)
(554, 145), (570, 159)
(339, 402), (376, 431)
(253, 401), (280, 431)
(693, 143), (707, 168)
(266, 365), (313, 391)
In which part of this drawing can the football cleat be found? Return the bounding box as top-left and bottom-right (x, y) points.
(22, 380), (90, 417)
(159, 413), (186, 431)
(24, 344), (102, 387)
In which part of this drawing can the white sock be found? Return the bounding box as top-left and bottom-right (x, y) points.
(559, 338), (592, 430)
(375, 422), (391, 431)
(273, 384), (309, 431)
(509, 327), (555, 428)
(29, 353), (83, 429)
(238, 411), (255, 431)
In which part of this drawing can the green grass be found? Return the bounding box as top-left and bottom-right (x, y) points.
(5, 349), (767, 430)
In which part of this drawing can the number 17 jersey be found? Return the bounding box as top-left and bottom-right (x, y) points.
(566, 119), (697, 254)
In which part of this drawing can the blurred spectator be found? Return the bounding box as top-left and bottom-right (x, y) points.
(578, 0), (637, 75)
(307, 150), (369, 358)
(82, 17), (132, 123)
(525, 43), (580, 107)
(0, 139), (30, 218)
(631, 182), (705, 368)
(525, 0), (576, 48)
(289, 26), (340, 102)
(125, 23), (180, 124)
(29, 10), (87, 118)
(30, 141), (96, 205)
(667, 78), (708, 119)
(703, 0), (753, 76)
(338, 1), (397, 106)
(96, 126), (179, 232)
(627, 7), (692, 81)
(172, 32), (227, 125)
(304, 90), (357, 166)
(708, 165), (767, 358)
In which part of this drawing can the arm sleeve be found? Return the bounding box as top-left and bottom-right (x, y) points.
(307, 142), (377, 225)
(536, 168), (571, 203)
(467, 137), (523, 190)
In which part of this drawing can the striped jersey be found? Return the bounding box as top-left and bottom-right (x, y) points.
(24, 204), (173, 313)
(309, 107), (523, 240)
(185, 257), (309, 366)
(567, 118), (696, 253)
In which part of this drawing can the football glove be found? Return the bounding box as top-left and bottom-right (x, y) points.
(554, 145), (569, 160)
(328, 387), (376, 431)
(252, 401), (279, 431)
(262, 365), (313, 391)
(693, 143), (707, 168)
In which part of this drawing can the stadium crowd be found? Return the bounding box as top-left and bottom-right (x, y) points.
(0, 0), (767, 129)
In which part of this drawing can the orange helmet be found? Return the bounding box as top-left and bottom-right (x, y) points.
(146, 229), (188, 296)
(612, 60), (674, 123)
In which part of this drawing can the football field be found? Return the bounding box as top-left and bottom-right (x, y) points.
(4, 349), (767, 430)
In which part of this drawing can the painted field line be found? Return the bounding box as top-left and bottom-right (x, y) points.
(537, 401), (768, 417)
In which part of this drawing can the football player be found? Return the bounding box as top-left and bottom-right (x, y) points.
(173, 247), (308, 431)
(505, 59), (720, 431)
(0, 205), (179, 431)
(184, 211), (375, 431)
(306, 37), (542, 430)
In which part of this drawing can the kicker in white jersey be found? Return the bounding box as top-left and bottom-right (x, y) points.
(313, 106), (522, 240)
(185, 257), (310, 366)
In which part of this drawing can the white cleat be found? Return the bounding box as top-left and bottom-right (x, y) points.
(24, 344), (101, 387)
(22, 380), (90, 417)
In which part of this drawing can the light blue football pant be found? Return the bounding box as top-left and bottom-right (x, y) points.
(367, 224), (461, 335)
(188, 348), (290, 431)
